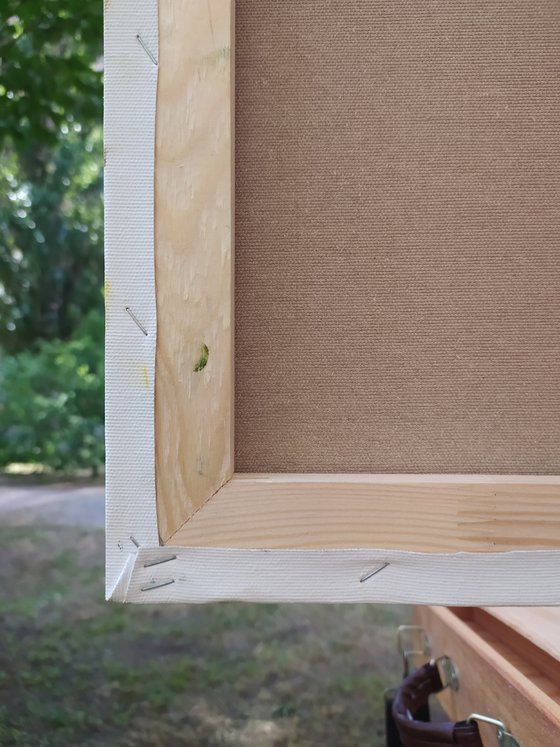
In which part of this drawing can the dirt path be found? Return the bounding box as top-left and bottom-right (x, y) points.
(0, 482), (104, 528)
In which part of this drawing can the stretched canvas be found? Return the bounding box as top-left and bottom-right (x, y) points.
(105, 0), (560, 604)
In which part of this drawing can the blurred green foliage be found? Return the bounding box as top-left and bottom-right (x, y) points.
(0, 310), (104, 472)
(0, 128), (103, 352)
(0, 4), (103, 472)
(0, 1), (102, 154)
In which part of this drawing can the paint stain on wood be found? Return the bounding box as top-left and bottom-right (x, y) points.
(193, 343), (209, 372)
(200, 46), (230, 72)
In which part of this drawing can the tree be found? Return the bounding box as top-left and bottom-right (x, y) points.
(0, 1), (102, 156)
(0, 3), (104, 470)
(0, 128), (103, 351)
(0, 2), (103, 351)
(0, 1), (103, 349)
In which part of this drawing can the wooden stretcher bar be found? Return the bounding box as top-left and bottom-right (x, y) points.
(154, 0), (560, 560)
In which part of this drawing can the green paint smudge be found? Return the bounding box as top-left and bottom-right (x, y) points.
(193, 343), (209, 373)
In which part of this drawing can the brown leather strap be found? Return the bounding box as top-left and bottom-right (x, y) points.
(392, 663), (484, 747)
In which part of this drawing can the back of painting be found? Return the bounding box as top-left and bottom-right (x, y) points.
(235, 1), (560, 473)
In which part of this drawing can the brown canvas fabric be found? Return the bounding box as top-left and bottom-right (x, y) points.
(234, 0), (560, 473)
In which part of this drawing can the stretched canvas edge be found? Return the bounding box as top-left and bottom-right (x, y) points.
(104, 0), (159, 600)
(112, 546), (560, 605)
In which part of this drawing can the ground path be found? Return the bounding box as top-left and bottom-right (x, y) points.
(0, 481), (104, 527)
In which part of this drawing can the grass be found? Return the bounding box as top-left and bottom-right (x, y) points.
(0, 524), (409, 746)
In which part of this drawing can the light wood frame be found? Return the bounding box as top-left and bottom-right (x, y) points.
(154, 0), (560, 553)
(105, 0), (560, 604)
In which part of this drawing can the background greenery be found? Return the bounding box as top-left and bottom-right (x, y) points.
(0, 1), (104, 471)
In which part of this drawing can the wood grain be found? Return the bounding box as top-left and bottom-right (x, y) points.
(155, 0), (233, 542)
(482, 607), (560, 664)
(415, 606), (560, 747)
(169, 475), (560, 551)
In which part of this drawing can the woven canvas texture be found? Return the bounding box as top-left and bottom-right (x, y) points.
(234, 0), (560, 473)
(104, 0), (159, 598)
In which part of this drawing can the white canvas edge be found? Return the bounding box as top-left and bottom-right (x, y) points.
(109, 546), (560, 605)
(104, 0), (159, 600)
(104, 0), (560, 607)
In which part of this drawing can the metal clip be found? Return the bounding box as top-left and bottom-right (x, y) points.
(467, 714), (522, 747)
(143, 554), (177, 568)
(498, 731), (522, 747)
(430, 655), (459, 691)
(140, 578), (175, 592)
(383, 686), (397, 704)
(397, 625), (431, 676)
